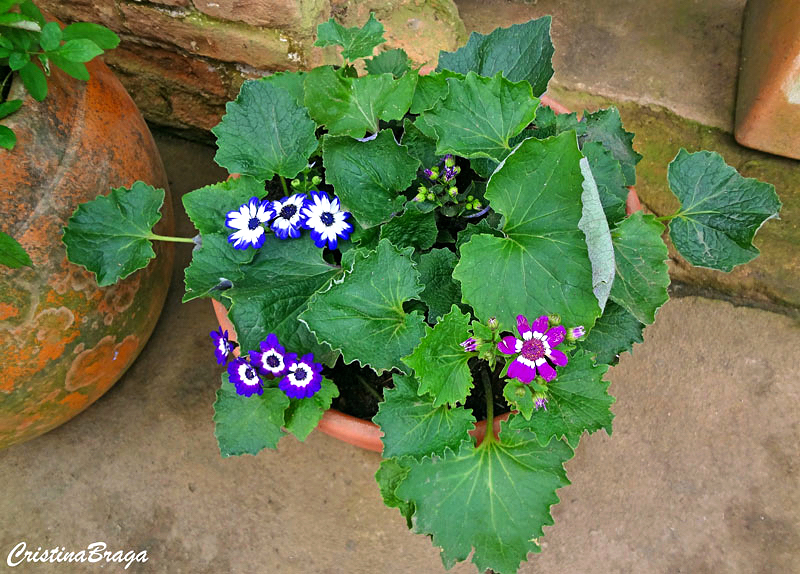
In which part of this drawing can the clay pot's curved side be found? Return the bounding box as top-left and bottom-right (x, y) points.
(0, 56), (174, 448)
(211, 96), (642, 453)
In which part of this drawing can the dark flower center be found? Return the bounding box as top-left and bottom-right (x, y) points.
(248, 217), (260, 230)
(266, 355), (281, 368)
(280, 204), (297, 219)
(521, 339), (545, 361)
(294, 367), (307, 381)
(245, 367), (256, 380)
(320, 212), (334, 226)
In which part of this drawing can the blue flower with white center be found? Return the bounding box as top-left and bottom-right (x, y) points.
(301, 191), (353, 250)
(279, 353), (323, 399)
(227, 357), (263, 397)
(249, 333), (288, 377)
(225, 197), (274, 249)
(271, 193), (308, 239)
(210, 326), (238, 365)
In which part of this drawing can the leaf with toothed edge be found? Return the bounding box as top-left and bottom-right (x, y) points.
(415, 248), (463, 322)
(182, 176), (267, 236)
(583, 107), (641, 186)
(182, 233), (256, 303)
(507, 351), (614, 448)
(299, 239), (426, 374)
(403, 306), (475, 407)
(578, 300), (644, 365)
(375, 458), (415, 528)
(283, 377), (339, 441)
(314, 13), (386, 61)
(395, 423), (573, 574)
(373, 373), (475, 460)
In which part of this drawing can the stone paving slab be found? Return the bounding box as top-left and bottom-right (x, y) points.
(1, 134), (798, 573)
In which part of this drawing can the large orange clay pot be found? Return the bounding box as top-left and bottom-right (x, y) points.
(0, 55), (174, 448)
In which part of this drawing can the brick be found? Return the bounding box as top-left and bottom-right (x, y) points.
(36, 0), (123, 32)
(170, 91), (225, 131)
(119, 3), (309, 70)
(192, 0), (326, 30)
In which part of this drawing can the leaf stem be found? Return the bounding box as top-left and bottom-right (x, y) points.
(481, 365), (495, 445)
(655, 209), (682, 222)
(280, 176), (289, 196)
(147, 234), (196, 244)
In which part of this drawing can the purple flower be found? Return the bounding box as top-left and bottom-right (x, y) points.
(227, 357), (263, 397)
(271, 193), (308, 239)
(249, 333), (288, 377)
(497, 314), (569, 383)
(225, 197), (274, 249)
(568, 325), (586, 341)
(460, 337), (477, 352)
(533, 394), (548, 411)
(301, 191), (353, 250)
(210, 327), (238, 365)
(279, 353), (323, 399)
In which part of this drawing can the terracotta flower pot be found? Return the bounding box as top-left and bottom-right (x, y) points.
(0, 55), (174, 448)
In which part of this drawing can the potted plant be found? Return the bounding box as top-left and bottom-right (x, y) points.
(0, 1), (174, 448)
(62, 15), (781, 574)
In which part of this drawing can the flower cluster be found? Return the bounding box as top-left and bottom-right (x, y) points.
(225, 191), (353, 250)
(209, 330), (323, 399)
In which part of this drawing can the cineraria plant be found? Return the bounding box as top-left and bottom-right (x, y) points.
(62, 15), (781, 574)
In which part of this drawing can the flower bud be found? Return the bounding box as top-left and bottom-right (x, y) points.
(567, 325), (586, 341)
(453, 166), (461, 175)
(471, 201), (482, 210)
(291, 179), (301, 188)
(444, 154), (455, 167)
(487, 317), (498, 330)
(426, 192), (436, 201)
(533, 392), (548, 411)
(417, 185), (428, 194)
(311, 175), (322, 185)
(467, 195), (474, 202)
(515, 386), (527, 398)
(459, 337), (478, 352)
(548, 314), (561, 326)
(448, 187), (458, 198)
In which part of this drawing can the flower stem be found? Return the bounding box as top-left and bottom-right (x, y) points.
(147, 234), (196, 244)
(280, 176), (289, 196)
(481, 365), (495, 445)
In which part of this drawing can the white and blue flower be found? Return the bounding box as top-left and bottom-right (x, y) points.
(301, 191), (353, 250)
(271, 193), (308, 239)
(227, 357), (263, 397)
(225, 197), (274, 249)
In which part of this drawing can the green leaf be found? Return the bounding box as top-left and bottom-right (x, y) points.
(582, 141), (628, 224)
(436, 16), (554, 97)
(314, 12), (385, 61)
(365, 48), (410, 77)
(213, 374), (289, 457)
(283, 377), (339, 441)
(0, 98), (22, 119)
(453, 132), (601, 330)
(55, 38), (103, 63)
(529, 106), (586, 140)
(182, 233), (256, 303)
(48, 54), (89, 81)
(416, 248), (462, 322)
(226, 237), (342, 362)
(322, 130), (418, 228)
(62, 182), (164, 286)
(18, 1), (43, 26)
(261, 70), (305, 105)
(609, 212), (670, 325)
(374, 373), (475, 460)
(422, 72), (539, 161)
(61, 22), (120, 50)
(0, 13), (39, 32)
(300, 239), (426, 374)
(396, 423), (573, 574)
(667, 149), (781, 272)
(0, 125), (15, 150)
(379, 202), (437, 251)
(182, 176), (265, 236)
(403, 306), (474, 407)
(303, 66), (416, 138)
(583, 107), (641, 186)
(503, 379), (536, 420)
(508, 352), (613, 447)
(400, 118), (438, 168)
(213, 79), (318, 180)
(0, 230), (32, 268)
(578, 300), (644, 365)
(18, 60), (46, 100)
(578, 156), (616, 311)
(455, 219), (504, 252)
(375, 459), (415, 528)
(8, 50), (29, 70)
(39, 21), (61, 52)
(409, 71), (451, 114)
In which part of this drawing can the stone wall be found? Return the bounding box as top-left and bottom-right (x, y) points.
(38, 0), (466, 135)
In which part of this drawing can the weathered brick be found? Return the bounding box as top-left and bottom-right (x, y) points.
(170, 91), (225, 131)
(36, 0), (123, 31)
(119, 3), (309, 70)
(192, 0), (327, 30)
(104, 42), (232, 99)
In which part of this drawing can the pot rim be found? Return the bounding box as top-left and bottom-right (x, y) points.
(211, 94), (641, 453)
